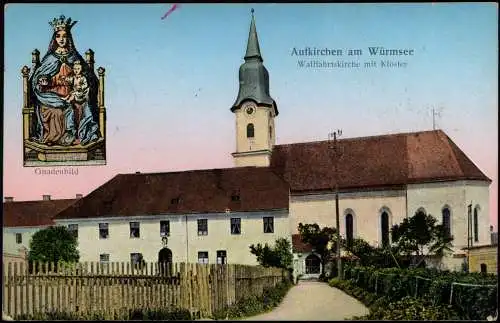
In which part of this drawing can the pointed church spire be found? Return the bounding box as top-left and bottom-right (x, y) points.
(231, 8), (278, 116)
(244, 8), (263, 62)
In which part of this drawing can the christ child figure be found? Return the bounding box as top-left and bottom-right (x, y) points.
(63, 61), (89, 144)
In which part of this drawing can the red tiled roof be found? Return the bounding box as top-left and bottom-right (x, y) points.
(271, 130), (491, 192)
(55, 167), (290, 220)
(292, 234), (313, 253)
(3, 199), (77, 227)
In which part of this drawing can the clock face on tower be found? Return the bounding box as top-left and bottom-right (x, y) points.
(243, 102), (256, 116)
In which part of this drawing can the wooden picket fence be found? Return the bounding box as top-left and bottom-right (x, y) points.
(2, 261), (287, 319)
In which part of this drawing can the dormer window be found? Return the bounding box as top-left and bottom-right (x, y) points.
(171, 197), (180, 205)
(247, 123), (254, 138)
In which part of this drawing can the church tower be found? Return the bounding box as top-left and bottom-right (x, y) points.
(231, 9), (278, 168)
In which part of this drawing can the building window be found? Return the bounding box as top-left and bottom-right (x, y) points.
(231, 218), (241, 235)
(442, 207), (451, 238)
(130, 253), (143, 267)
(345, 213), (354, 246)
(216, 250), (227, 264)
(198, 219), (208, 236)
(474, 206), (479, 242)
(198, 251), (209, 264)
(160, 220), (170, 237)
(130, 222), (140, 238)
(269, 126), (272, 139)
(68, 224), (78, 239)
(15, 233), (22, 244)
(100, 254), (110, 263)
(99, 223), (109, 239)
(231, 193), (240, 202)
(247, 123), (254, 138)
(480, 263), (487, 273)
(381, 211), (389, 247)
(263, 217), (274, 233)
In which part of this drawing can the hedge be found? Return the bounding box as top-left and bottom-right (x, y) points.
(14, 307), (192, 321)
(342, 265), (497, 320)
(212, 279), (292, 320)
(329, 278), (460, 320)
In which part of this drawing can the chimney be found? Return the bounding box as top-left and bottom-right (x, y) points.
(4, 197), (14, 202)
(135, 171), (141, 174)
(76, 194), (83, 199)
(42, 195), (51, 201)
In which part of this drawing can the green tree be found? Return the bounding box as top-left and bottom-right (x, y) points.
(28, 226), (79, 270)
(249, 237), (293, 269)
(428, 224), (454, 257)
(297, 223), (337, 275)
(391, 210), (454, 267)
(342, 237), (398, 268)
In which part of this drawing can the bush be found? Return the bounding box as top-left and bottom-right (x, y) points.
(363, 296), (460, 320)
(341, 265), (498, 320)
(330, 277), (460, 320)
(214, 280), (292, 319)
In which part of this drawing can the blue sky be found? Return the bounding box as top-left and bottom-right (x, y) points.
(3, 3), (498, 226)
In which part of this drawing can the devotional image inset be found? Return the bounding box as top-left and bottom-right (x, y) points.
(22, 15), (106, 166)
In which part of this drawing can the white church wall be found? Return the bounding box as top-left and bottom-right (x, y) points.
(407, 180), (490, 250)
(465, 181), (491, 247)
(290, 189), (406, 246)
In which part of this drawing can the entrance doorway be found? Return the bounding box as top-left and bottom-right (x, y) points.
(305, 254), (321, 274)
(158, 247), (173, 275)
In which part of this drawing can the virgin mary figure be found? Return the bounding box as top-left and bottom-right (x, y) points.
(30, 15), (100, 146)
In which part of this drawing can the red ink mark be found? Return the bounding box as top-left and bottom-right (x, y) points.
(161, 4), (180, 20)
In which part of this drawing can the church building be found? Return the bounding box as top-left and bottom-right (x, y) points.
(20, 11), (491, 275)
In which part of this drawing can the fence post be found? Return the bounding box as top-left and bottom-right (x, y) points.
(19, 262), (25, 317)
(13, 262), (18, 317)
(43, 262), (49, 313)
(50, 262), (55, 312)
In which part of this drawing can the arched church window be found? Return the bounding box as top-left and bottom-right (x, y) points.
(345, 213), (354, 246)
(381, 211), (389, 247)
(442, 207), (451, 237)
(247, 123), (254, 138)
(474, 206), (479, 242)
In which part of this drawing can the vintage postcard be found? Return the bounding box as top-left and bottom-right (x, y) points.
(2, 3), (498, 321)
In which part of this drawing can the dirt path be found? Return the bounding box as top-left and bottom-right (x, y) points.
(244, 281), (369, 321)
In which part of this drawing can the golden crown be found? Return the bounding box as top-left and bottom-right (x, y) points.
(49, 15), (77, 32)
